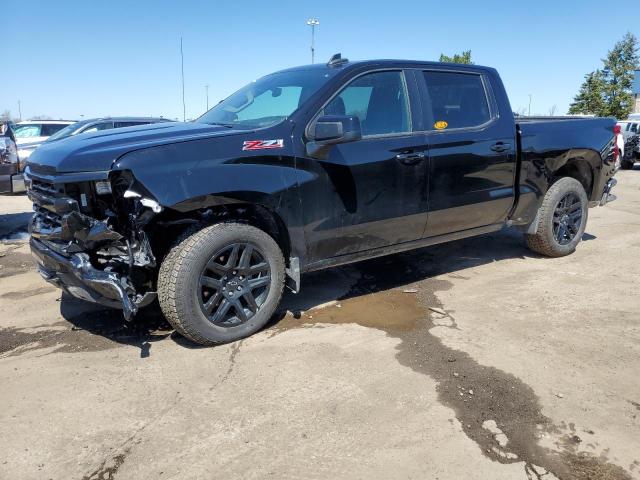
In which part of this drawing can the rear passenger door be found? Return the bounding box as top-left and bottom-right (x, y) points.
(418, 69), (517, 237)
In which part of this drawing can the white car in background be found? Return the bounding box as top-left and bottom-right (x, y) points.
(12, 120), (75, 161)
(12, 120), (75, 145)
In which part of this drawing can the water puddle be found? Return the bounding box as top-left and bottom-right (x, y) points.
(272, 252), (632, 480)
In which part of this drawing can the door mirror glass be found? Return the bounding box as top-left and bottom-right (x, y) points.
(313, 115), (362, 144)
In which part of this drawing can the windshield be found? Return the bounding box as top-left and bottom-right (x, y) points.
(196, 69), (337, 129)
(44, 121), (89, 142)
(12, 124), (42, 138)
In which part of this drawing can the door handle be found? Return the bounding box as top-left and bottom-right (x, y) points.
(395, 152), (425, 165)
(491, 142), (512, 153)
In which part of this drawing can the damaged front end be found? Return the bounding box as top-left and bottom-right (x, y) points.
(27, 169), (160, 320)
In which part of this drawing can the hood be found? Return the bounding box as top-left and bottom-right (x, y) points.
(27, 122), (247, 174)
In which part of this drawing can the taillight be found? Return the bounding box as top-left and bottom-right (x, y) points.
(614, 124), (621, 135)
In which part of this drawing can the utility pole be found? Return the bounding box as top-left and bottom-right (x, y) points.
(306, 18), (319, 64)
(17, 100), (22, 120)
(528, 94), (532, 116)
(180, 37), (186, 122)
(205, 84), (209, 110)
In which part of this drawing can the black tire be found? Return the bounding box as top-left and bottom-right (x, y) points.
(158, 223), (285, 345)
(620, 159), (634, 170)
(525, 177), (588, 257)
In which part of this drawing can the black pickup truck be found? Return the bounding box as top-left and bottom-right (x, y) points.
(25, 55), (618, 345)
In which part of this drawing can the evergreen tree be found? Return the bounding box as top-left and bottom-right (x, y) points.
(568, 70), (607, 116)
(601, 32), (639, 119)
(569, 33), (639, 118)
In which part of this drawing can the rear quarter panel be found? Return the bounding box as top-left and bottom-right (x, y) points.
(512, 118), (616, 225)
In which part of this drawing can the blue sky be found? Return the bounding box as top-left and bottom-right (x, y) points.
(3, 0), (637, 120)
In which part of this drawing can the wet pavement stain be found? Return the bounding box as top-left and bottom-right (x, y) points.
(272, 251), (633, 480)
(0, 296), (173, 357)
(0, 285), (56, 300)
(81, 450), (129, 480)
(0, 251), (35, 278)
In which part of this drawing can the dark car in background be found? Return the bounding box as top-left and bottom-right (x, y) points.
(2, 117), (170, 195)
(18, 117), (171, 161)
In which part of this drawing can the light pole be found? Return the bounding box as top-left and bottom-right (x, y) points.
(306, 18), (319, 64)
(528, 94), (532, 116)
(180, 36), (186, 122)
(205, 84), (209, 110)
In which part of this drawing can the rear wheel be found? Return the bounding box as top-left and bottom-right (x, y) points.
(525, 177), (588, 257)
(158, 223), (285, 345)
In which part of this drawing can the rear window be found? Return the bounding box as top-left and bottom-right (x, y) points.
(423, 71), (491, 130)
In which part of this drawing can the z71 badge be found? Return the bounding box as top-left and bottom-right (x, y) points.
(242, 139), (284, 151)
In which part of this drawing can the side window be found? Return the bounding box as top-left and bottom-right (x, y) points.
(423, 71), (491, 130)
(323, 71), (410, 136)
(82, 122), (113, 134)
(41, 124), (67, 136)
(114, 121), (144, 128)
(631, 123), (638, 133)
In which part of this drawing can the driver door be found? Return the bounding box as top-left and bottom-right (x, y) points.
(298, 69), (430, 262)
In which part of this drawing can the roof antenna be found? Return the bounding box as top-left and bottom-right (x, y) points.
(327, 53), (348, 67)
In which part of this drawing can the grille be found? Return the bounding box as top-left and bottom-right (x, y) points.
(34, 205), (63, 229)
(30, 177), (63, 197)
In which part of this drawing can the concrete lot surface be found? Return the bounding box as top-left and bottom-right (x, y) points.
(1, 170), (639, 480)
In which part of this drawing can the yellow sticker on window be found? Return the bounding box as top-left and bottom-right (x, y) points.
(434, 121), (448, 130)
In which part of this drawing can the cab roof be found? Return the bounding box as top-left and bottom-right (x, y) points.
(275, 56), (493, 75)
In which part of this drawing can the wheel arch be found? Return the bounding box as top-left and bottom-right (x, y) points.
(551, 156), (594, 197)
(158, 197), (291, 250)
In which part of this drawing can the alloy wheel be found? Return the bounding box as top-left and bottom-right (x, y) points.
(198, 243), (271, 326)
(553, 192), (583, 245)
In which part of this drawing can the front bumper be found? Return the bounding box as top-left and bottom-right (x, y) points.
(30, 237), (156, 320)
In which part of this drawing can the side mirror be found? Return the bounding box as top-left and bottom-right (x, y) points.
(306, 115), (362, 158)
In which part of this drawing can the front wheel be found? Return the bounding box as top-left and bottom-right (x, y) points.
(525, 177), (588, 257)
(158, 223), (285, 345)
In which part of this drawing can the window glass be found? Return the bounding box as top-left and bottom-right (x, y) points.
(197, 69), (337, 129)
(631, 123), (638, 133)
(82, 122), (113, 134)
(324, 71), (410, 136)
(114, 121), (146, 128)
(41, 124), (68, 136)
(423, 71), (491, 129)
(45, 121), (88, 142)
(12, 125), (41, 138)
